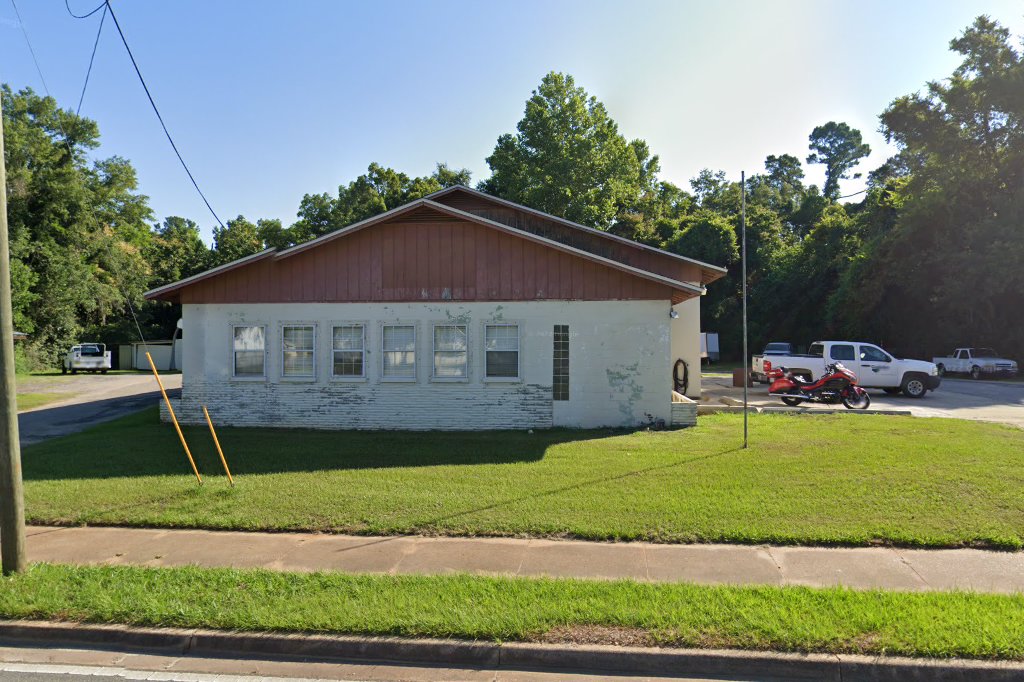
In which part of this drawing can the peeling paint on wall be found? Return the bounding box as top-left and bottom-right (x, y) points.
(606, 362), (645, 423)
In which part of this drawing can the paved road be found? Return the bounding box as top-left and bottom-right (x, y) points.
(17, 374), (182, 446)
(704, 374), (1024, 427)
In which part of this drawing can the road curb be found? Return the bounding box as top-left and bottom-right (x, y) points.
(1, 620), (1023, 681)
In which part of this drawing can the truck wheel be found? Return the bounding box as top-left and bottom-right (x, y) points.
(70, 369), (77, 375)
(61, 365), (67, 375)
(936, 364), (945, 377)
(101, 369), (108, 375)
(902, 374), (927, 398)
(970, 365), (982, 380)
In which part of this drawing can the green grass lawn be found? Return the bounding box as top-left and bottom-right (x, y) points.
(21, 408), (1024, 548)
(16, 392), (69, 411)
(0, 564), (1021, 660)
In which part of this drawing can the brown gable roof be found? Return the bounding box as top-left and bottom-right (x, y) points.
(426, 185), (726, 286)
(146, 191), (721, 305)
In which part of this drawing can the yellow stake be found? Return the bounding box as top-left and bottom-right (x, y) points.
(202, 405), (233, 486)
(146, 352), (202, 485)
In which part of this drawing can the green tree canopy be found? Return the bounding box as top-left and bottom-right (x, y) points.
(480, 72), (654, 229)
(807, 121), (871, 199)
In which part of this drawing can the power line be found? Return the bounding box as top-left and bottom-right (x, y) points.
(64, 0), (104, 19)
(837, 188), (868, 200)
(8, 0), (78, 161)
(98, 1), (226, 228)
(76, 3), (107, 115)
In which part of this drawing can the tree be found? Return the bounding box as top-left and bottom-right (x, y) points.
(806, 121), (871, 199)
(480, 72), (653, 229)
(291, 162), (472, 243)
(2, 84), (153, 358)
(212, 215), (263, 265)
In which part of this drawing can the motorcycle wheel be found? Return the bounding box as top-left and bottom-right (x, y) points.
(842, 391), (871, 410)
(781, 397), (803, 406)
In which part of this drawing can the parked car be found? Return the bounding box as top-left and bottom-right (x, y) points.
(932, 348), (1018, 379)
(750, 342), (795, 382)
(752, 340), (940, 397)
(61, 342), (111, 375)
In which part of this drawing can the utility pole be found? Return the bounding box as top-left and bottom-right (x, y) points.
(741, 171), (749, 449)
(0, 90), (27, 575)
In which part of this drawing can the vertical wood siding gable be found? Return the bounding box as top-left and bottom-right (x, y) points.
(179, 216), (675, 303)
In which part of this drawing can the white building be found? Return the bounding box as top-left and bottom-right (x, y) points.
(145, 187), (725, 430)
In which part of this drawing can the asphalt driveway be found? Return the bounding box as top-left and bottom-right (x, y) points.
(17, 373), (181, 446)
(703, 374), (1024, 428)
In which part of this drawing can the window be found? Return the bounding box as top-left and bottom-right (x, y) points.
(485, 324), (519, 378)
(830, 344), (855, 362)
(808, 343), (824, 358)
(553, 325), (569, 400)
(433, 325), (467, 378)
(860, 345), (891, 363)
(382, 324), (416, 379)
(332, 325), (365, 377)
(233, 325), (265, 377)
(282, 325), (315, 377)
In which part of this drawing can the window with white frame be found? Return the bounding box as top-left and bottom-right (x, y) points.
(382, 324), (416, 378)
(433, 325), (467, 378)
(485, 324), (519, 378)
(282, 325), (315, 377)
(233, 325), (265, 377)
(332, 324), (365, 377)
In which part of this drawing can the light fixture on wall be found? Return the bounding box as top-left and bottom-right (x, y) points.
(669, 310), (679, 319)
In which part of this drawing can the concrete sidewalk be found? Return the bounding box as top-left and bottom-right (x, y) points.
(27, 526), (1024, 593)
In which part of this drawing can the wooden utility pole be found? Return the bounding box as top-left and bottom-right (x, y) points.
(0, 90), (27, 575)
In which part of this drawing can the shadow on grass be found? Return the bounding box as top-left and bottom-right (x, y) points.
(22, 407), (669, 481)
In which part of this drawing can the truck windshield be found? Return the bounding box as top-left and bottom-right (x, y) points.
(80, 344), (104, 357)
(975, 348), (998, 357)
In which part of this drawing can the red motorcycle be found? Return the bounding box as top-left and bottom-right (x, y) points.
(767, 362), (871, 409)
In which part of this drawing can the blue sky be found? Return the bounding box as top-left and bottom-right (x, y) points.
(2, 1), (1022, 241)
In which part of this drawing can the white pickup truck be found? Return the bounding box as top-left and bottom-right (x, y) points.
(932, 348), (1018, 379)
(753, 340), (941, 398)
(61, 342), (111, 374)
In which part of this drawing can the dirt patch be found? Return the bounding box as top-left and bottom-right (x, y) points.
(535, 624), (655, 648)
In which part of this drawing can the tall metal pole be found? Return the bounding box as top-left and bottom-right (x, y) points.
(741, 171), (749, 449)
(0, 90), (27, 575)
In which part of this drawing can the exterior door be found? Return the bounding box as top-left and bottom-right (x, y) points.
(856, 344), (898, 387)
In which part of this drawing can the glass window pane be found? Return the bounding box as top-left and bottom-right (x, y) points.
(485, 324), (518, 351)
(434, 351), (467, 377)
(434, 325), (467, 351)
(486, 350), (518, 377)
(234, 350), (264, 376)
(830, 344), (855, 361)
(333, 325), (363, 350)
(234, 326), (264, 351)
(383, 351), (415, 377)
(384, 325), (415, 351)
(383, 325), (415, 377)
(283, 326), (313, 351)
(284, 350), (314, 376)
(334, 351), (363, 377)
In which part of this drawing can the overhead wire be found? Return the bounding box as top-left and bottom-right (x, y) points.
(76, 3), (107, 115)
(64, 0), (105, 19)
(99, 0), (226, 229)
(8, 0), (78, 161)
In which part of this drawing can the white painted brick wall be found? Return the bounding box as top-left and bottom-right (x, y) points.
(167, 300), (693, 430)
